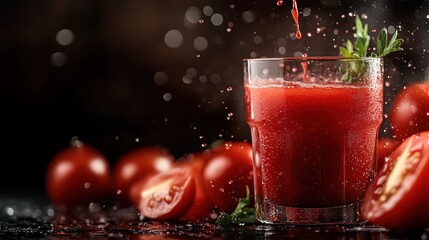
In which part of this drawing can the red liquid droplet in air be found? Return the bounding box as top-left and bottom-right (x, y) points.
(301, 61), (308, 82)
(277, 0), (283, 6)
(291, 0), (302, 39)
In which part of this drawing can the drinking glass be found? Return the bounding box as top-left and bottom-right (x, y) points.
(244, 57), (383, 225)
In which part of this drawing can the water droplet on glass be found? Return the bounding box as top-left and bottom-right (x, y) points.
(262, 69), (269, 75)
(276, 0), (283, 6)
(219, 188), (225, 192)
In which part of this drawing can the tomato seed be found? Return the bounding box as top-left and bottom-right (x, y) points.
(148, 199), (155, 208)
(164, 195), (173, 203)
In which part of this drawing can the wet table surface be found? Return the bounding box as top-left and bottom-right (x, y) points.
(0, 195), (427, 240)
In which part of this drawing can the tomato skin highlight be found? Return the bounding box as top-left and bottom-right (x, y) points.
(202, 142), (254, 213)
(362, 131), (429, 230)
(376, 138), (400, 172)
(130, 167), (196, 220)
(390, 82), (429, 141)
(113, 146), (174, 205)
(45, 139), (112, 208)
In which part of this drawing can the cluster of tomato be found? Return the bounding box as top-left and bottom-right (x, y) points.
(365, 81), (429, 230)
(45, 138), (253, 222)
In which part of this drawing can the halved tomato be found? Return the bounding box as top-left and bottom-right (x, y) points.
(129, 168), (195, 220)
(362, 131), (429, 230)
(113, 146), (174, 206)
(176, 152), (215, 222)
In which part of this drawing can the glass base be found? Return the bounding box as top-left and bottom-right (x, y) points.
(256, 198), (364, 225)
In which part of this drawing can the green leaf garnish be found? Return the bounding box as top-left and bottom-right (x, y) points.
(339, 15), (404, 83)
(215, 186), (256, 228)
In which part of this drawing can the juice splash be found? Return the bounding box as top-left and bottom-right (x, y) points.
(291, 0), (302, 39)
(277, 0), (302, 39)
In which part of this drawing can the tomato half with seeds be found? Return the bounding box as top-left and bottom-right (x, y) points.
(362, 131), (429, 230)
(130, 167), (196, 220)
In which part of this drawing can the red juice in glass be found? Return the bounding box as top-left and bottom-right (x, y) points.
(244, 57), (383, 224)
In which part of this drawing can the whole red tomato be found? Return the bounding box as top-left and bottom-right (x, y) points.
(202, 141), (254, 213)
(362, 131), (429, 230)
(390, 82), (429, 141)
(113, 146), (174, 205)
(45, 138), (112, 208)
(376, 138), (400, 171)
(129, 167), (196, 220)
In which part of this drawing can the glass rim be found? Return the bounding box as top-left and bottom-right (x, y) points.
(243, 56), (381, 62)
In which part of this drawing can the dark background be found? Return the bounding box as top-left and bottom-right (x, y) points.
(0, 0), (427, 197)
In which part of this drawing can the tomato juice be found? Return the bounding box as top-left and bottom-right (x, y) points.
(244, 57), (383, 224)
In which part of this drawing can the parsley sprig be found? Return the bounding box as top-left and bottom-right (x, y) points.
(339, 15), (404, 83)
(215, 186), (256, 228)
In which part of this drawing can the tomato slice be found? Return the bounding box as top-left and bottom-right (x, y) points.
(362, 131), (429, 230)
(131, 168), (196, 220)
